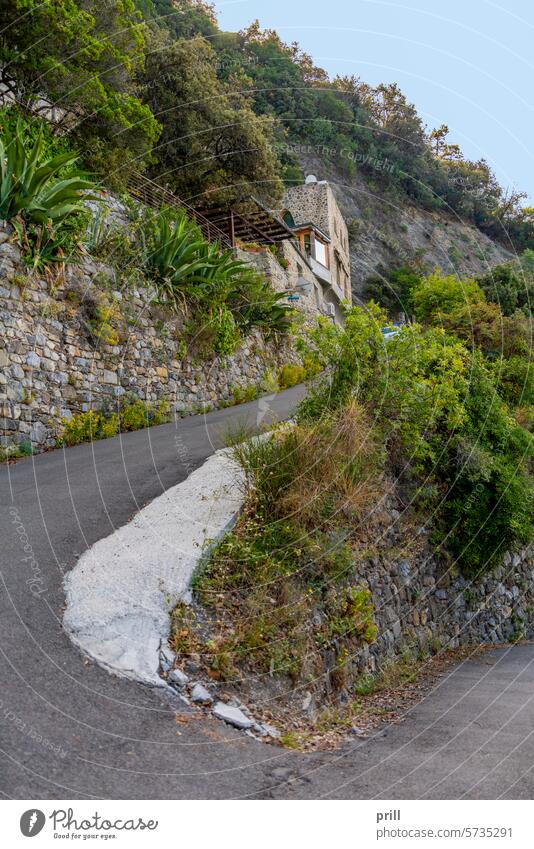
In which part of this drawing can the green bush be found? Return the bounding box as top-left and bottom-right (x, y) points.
(278, 363), (306, 389)
(413, 272), (533, 415)
(231, 384), (260, 405)
(411, 271), (485, 323)
(297, 305), (534, 574)
(120, 399), (169, 431)
(57, 399), (170, 446)
(440, 358), (533, 573)
(478, 262), (534, 317)
(58, 410), (119, 446)
(363, 264), (422, 316)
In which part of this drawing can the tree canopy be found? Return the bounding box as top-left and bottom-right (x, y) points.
(0, 0), (160, 173)
(140, 28), (283, 205)
(0, 0), (531, 247)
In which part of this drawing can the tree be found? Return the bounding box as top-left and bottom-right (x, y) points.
(429, 124), (463, 161)
(140, 0), (217, 39)
(411, 272), (485, 323)
(141, 30), (283, 205)
(478, 262), (534, 316)
(440, 301), (529, 358)
(363, 265), (422, 317)
(139, 0), (534, 251)
(0, 0), (160, 174)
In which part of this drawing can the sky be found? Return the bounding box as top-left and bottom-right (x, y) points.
(214, 0), (534, 203)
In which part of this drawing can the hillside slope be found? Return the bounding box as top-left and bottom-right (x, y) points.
(298, 153), (513, 300)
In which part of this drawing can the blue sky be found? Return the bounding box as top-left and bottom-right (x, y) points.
(215, 0), (534, 203)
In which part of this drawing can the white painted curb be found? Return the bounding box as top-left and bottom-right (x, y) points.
(63, 446), (245, 686)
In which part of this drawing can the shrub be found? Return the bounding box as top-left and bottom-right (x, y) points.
(492, 355), (534, 408)
(259, 369), (280, 394)
(231, 384), (260, 405)
(57, 400), (169, 446)
(57, 410), (119, 446)
(297, 306), (534, 573)
(278, 363), (306, 389)
(84, 295), (122, 348)
(120, 401), (150, 432)
(120, 399), (169, 431)
(411, 271), (485, 323)
(439, 357), (534, 573)
(363, 264), (422, 316)
(234, 403), (383, 530)
(178, 406), (382, 683)
(478, 262), (534, 317)
(416, 274), (533, 414)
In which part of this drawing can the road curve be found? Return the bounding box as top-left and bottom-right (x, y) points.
(2, 384), (534, 800)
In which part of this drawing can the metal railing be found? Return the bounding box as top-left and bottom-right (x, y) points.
(125, 172), (233, 251)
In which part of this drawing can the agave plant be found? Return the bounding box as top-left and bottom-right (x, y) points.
(0, 120), (96, 227)
(144, 207), (294, 336)
(0, 120), (97, 269)
(144, 208), (255, 306)
(228, 269), (294, 337)
(143, 209), (211, 304)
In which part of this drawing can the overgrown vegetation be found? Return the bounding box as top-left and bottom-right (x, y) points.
(171, 405), (381, 685)
(56, 398), (170, 446)
(0, 118), (95, 268)
(0, 0), (160, 180)
(298, 300), (533, 575)
(170, 291), (532, 710)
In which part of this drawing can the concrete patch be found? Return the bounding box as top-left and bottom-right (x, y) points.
(63, 447), (244, 686)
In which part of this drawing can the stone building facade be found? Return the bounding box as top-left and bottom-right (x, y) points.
(278, 177), (352, 324)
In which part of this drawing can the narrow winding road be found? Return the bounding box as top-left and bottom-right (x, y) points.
(2, 386), (534, 799)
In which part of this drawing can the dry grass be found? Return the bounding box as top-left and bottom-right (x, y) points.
(279, 402), (383, 530)
(233, 400), (383, 534)
(170, 403), (385, 689)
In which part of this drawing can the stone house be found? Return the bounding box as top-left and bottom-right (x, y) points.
(272, 175), (352, 326)
(197, 175), (353, 326)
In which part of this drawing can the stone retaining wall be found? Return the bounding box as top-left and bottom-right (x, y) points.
(348, 533), (534, 683)
(0, 224), (296, 452)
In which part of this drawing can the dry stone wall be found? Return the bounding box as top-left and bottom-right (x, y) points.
(0, 223), (297, 453)
(346, 521), (534, 686)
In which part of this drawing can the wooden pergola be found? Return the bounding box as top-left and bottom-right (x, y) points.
(194, 197), (295, 248)
(127, 174), (295, 251)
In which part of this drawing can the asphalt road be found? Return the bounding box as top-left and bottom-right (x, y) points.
(2, 385), (534, 800)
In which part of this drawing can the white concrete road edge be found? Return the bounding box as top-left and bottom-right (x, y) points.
(63, 447), (245, 687)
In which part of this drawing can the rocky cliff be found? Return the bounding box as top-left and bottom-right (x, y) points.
(298, 153), (513, 300)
